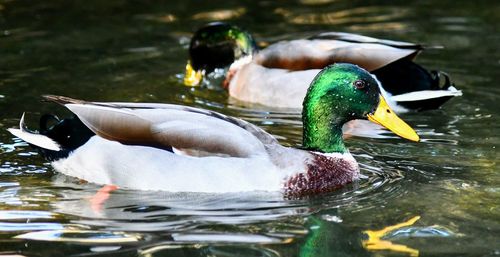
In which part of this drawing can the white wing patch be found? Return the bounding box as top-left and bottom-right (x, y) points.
(391, 87), (463, 102)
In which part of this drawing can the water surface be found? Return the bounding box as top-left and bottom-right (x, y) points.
(0, 0), (498, 256)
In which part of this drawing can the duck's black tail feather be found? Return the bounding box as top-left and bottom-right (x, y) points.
(372, 58), (460, 111)
(9, 113), (95, 161)
(38, 114), (95, 161)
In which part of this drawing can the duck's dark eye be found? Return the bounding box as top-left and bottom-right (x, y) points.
(353, 80), (366, 90)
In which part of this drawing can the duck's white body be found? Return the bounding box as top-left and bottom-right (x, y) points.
(9, 96), (359, 195)
(229, 62), (408, 115)
(229, 62), (319, 108)
(52, 136), (311, 193)
(227, 34), (462, 110)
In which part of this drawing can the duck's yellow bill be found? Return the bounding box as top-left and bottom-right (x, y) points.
(184, 61), (203, 87)
(367, 95), (420, 142)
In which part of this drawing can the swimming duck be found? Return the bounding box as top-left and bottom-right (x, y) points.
(9, 64), (419, 196)
(185, 22), (461, 112)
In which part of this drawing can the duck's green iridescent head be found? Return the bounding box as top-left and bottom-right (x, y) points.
(185, 22), (257, 86)
(303, 63), (419, 153)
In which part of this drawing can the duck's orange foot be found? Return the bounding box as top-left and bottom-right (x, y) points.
(89, 184), (119, 214)
(362, 216), (421, 257)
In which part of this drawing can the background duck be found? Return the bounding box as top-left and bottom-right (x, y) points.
(185, 22), (461, 112)
(9, 64), (419, 196)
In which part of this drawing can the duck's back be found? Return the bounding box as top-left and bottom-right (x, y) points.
(255, 38), (418, 72)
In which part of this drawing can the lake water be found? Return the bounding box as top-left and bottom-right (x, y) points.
(0, 0), (498, 256)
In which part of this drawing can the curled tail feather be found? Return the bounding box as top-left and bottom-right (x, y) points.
(7, 113), (61, 151)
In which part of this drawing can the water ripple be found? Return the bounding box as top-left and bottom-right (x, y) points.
(15, 230), (143, 243)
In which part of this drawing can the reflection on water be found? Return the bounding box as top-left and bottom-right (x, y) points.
(192, 7), (247, 21)
(134, 13), (178, 23)
(274, 6), (410, 27)
(15, 230), (143, 243)
(0, 0), (499, 256)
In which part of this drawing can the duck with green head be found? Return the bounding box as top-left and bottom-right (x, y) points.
(185, 22), (461, 112)
(9, 64), (418, 196)
(187, 21), (257, 81)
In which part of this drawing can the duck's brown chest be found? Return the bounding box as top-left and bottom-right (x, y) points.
(284, 153), (358, 197)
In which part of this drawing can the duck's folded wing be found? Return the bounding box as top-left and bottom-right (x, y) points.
(107, 102), (278, 145)
(257, 35), (422, 72)
(44, 95), (276, 157)
(310, 32), (424, 50)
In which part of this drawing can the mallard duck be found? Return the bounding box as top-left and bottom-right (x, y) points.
(9, 64), (419, 196)
(185, 22), (461, 112)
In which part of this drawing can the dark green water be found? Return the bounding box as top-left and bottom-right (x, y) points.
(0, 0), (498, 256)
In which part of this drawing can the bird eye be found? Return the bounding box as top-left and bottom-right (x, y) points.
(353, 80), (366, 90)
